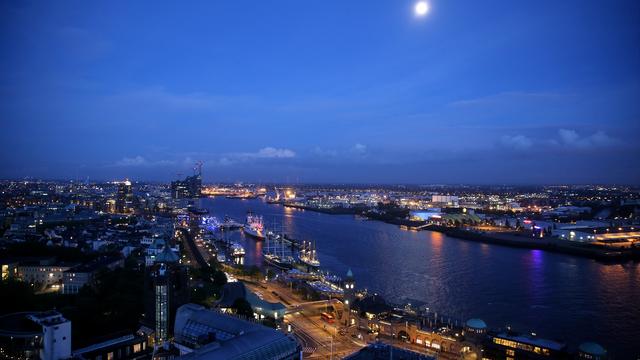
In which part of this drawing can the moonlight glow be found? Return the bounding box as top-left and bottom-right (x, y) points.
(415, 1), (429, 16)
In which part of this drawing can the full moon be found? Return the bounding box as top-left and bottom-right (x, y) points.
(415, 1), (429, 16)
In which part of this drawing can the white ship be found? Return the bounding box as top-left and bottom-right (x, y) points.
(243, 212), (265, 240)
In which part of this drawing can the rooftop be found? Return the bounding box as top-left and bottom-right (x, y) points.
(174, 304), (300, 360)
(494, 332), (566, 351)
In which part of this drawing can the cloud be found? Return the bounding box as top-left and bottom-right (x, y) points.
(216, 147), (296, 166)
(557, 129), (620, 149)
(115, 156), (147, 167)
(312, 147), (338, 157)
(107, 87), (257, 112)
(255, 147), (296, 158)
(113, 156), (176, 167)
(352, 143), (367, 155)
(500, 135), (533, 150)
(448, 91), (570, 108)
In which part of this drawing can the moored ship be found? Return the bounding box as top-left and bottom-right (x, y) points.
(298, 240), (320, 269)
(243, 212), (265, 240)
(262, 232), (295, 270)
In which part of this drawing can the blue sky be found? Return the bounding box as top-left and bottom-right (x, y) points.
(1, 1), (639, 184)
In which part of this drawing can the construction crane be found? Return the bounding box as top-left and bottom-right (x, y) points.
(194, 161), (203, 176)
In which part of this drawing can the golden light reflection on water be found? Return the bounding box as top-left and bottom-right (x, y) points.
(430, 231), (443, 254)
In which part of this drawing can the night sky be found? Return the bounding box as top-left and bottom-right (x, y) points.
(1, 1), (639, 184)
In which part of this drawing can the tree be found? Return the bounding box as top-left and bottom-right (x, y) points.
(232, 298), (254, 318)
(0, 279), (36, 315)
(212, 270), (227, 287)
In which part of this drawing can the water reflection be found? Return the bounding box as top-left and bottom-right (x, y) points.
(198, 197), (640, 356)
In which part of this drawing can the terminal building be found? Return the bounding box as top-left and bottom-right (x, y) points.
(172, 303), (301, 359)
(553, 225), (640, 246)
(483, 331), (568, 359)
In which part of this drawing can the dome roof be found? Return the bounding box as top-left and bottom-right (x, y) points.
(465, 318), (487, 329)
(579, 342), (606, 356)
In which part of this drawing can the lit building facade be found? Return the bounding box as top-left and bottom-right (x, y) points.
(115, 180), (134, 214)
(155, 264), (170, 344)
(0, 311), (71, 360)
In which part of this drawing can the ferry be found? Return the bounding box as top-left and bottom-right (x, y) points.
(243, 212), (265, 240)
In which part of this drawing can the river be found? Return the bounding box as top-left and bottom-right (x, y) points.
(197, 196), (639, 358)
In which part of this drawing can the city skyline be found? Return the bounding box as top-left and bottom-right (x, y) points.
(1, 1), (639, 184)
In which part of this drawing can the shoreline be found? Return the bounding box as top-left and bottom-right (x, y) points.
(269, 201), (640, 262)
(427, 225), (640, 262)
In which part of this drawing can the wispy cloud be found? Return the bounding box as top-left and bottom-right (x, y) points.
(500, 134), (533, 151)
(352, 143), (367, 155)
(113, 156), (176, 167)
(107, 86), (258, 111)
(312, 147), (338, 157)
(557, 129), (620, 149)
(218, 147), (296, 166)
(448, 91), (571, 108)
(498, 129), (622, 153)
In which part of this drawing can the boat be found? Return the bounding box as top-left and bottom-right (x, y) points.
(220, 215), (243, 230)
(262, 232), (294, 270)
(243, 212), (265, 240)
(230, 242), (245, 256)
(298, 240), (320, 269)
(264, 253), (295, 270)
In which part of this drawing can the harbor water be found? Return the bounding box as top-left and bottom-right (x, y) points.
(198, 197), (640, 357)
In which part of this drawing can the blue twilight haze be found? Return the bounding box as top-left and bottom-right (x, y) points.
(1, 1), (639, 184)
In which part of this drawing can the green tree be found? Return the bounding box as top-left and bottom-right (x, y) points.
(232, 298), (254, 318)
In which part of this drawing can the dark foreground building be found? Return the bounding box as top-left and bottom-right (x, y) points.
(173, 303), (301, 359)
(344, 342), (435, 360)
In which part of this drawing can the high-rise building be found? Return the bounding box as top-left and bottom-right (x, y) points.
(155, 263), (170, 344)
(116, 180), (134, 213)
(171, 163), (202, 199)
(144, 245), (189, 347)
(171, 175), (201, 199)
